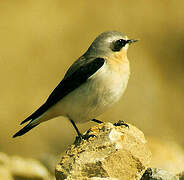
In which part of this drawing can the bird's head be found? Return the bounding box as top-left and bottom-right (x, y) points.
(85, 31), (138, 58)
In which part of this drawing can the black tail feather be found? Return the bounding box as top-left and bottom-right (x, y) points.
(20, 103), (48, 125)
(13, 123), (39, 138)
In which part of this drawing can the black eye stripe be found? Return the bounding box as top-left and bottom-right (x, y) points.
(111, 39), (127, 52)
(117, 39), (127, 46)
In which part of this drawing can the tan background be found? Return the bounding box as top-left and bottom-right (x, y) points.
(0, 0), (183, 161)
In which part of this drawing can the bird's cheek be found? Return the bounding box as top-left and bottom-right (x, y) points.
(123, 44), (129, 51)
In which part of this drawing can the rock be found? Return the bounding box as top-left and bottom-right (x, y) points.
(39, 153), (59, 175)
(0, 152), (10, 165)
(0, 152), (13, 180)
(55, 121), (152, 180)
(141, 168), (179, 180)
(0, 166), (13, 180)
(10, 156), (53, 180)
(148, 137), (184, 174)
(176, 171), (184, 179)
(0, 152), (54, 180)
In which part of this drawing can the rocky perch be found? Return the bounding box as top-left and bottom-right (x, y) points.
(55, 121), (152, 180)
(1, 121), (184, 180)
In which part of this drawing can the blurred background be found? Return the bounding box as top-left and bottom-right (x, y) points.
(0, 0), (184, 172)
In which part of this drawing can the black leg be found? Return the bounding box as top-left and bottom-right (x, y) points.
(91, 119), (103, 124)
(70, 119), (96, 145)
(70, 119), (82, 137)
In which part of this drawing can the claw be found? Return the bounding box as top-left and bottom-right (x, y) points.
(74, 133), (96, 145)
(114, 120), (129, 128)
(91, 119), (103, 124)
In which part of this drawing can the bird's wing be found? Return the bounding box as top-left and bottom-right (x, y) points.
(20, 57), (105, 125)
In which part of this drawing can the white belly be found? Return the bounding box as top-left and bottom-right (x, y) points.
(56, 62), (130, 123)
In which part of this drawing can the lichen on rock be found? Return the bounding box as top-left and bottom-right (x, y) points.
(55, 121), (152, 180)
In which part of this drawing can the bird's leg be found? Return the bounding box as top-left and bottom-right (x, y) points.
(91, 119), (103, 124)
(70, 119), (82, 137)
(70, 119), (96, 145)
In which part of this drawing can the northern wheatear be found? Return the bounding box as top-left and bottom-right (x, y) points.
(13, 31), (138, 138)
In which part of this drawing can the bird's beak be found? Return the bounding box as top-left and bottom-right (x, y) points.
(127, 39), (139, 44)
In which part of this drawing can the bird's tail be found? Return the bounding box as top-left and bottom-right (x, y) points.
(12, 122), (39, 138)
(13, 103), (50, 138)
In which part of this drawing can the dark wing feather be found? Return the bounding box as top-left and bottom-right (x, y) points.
(20, 57), (105, 125)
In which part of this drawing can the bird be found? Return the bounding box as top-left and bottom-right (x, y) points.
(13, 31), (138, 139)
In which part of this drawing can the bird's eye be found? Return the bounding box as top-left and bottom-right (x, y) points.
(111, 39), (127, 52)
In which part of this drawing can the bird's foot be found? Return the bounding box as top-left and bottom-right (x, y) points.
(114, 120), (129, 128)
(74, 133), (96, 145)
(91, 119), (103, 124)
